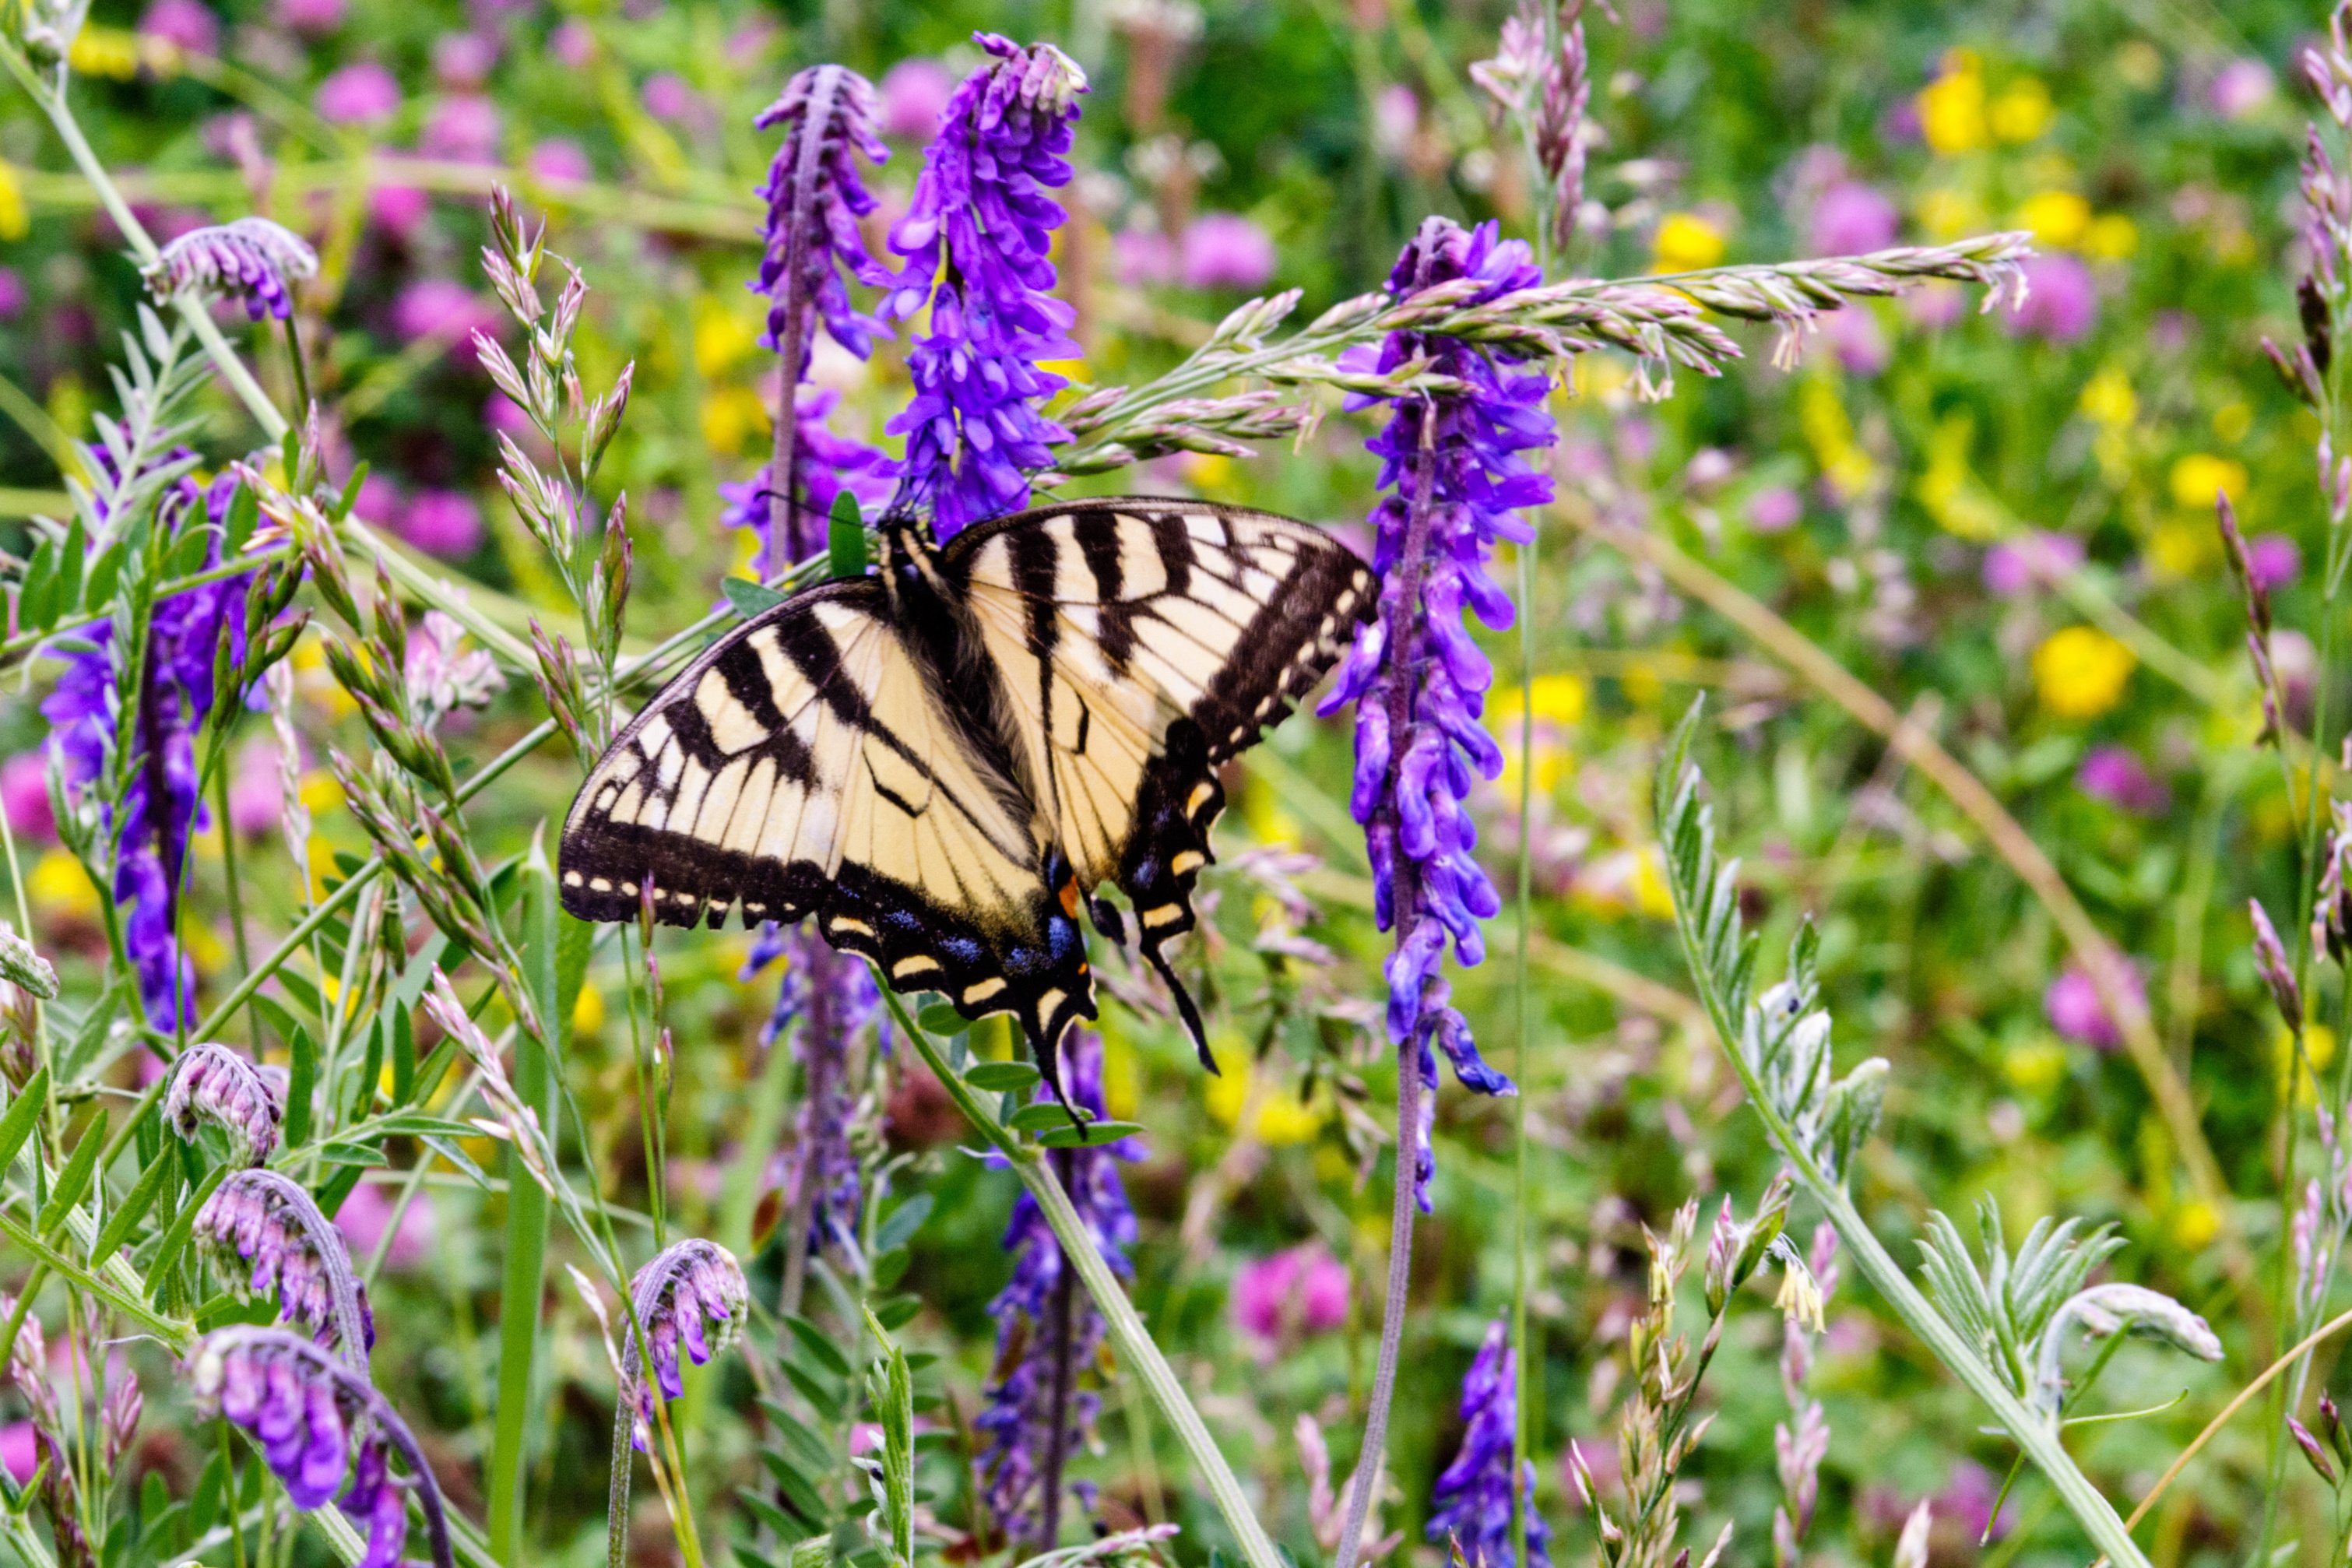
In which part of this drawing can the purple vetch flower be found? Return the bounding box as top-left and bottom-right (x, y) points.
(717, 385), (891, 576)
(616, 1239), (749, 1447)
(1317, 216), (1552, 1203)
(2046, 962), (2143, 1052)
(1808, 179), (1899, 255)
(2250, 533), (2302, 591)
(146, 218), (318, 322)
(2210, 58), (2276, 120)
(976, 1028), (1137, 1538)
(188, 1326), (452, 1568)
(2076, 745), (2170, 816)
(880, 58), (958, 138)
(315, 62), (401, 125)
(739, 920), (886, 1256)
(137, 0), (217, 54)
(397, 489), (483, 557)
(192, 1169), (374, 1362)
(2007, 254), (2098, 343)
(1426, 1319), (1550, 1568)
(882, 34), (1087, 540)
(751, 65), (891, 360)
(43, 465), (251, 1028)
(163, 1042), (282, 1165)
(1982, 530), (2084, 596)
(1180, 212), (1278, 290)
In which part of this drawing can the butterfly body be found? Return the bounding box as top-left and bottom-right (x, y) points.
(559, 497), (1373, 1092)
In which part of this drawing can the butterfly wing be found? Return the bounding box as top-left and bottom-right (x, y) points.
(558, 578), (1096, 1056)
(941, 497), (1373, 1054)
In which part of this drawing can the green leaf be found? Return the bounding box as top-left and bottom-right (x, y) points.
(390, 1006), (415, 1106)
(145, 1165), (227, 1302)
(782, 1360), (846, 1420)
(315, 1141), (390, 1168)
(1036, 1119), (1145, 1149)
(961, 1061), (1038, 1094)
(188, 1450), (228, 1538)
(164, 524), (210, 578)
(90, 1142), (174, 1262)
(782, 1313), (853, 1379)
(1007, 1101), (1083, 1134)
(870, 1294), (921, 1333)
(753, 1454), (828, 1526)
(81, 540), (123, 610)
(829, 492), (867, 580)
(220, 482), (257, 556)
(735, 1485), (807, 1538)
(0, 1068), (50, 1175)
(870, 1246), (909, 1290)
(314, 1164), (365, 1218)
(915, 1004), (966, 1037)
(19, 536), (57, 630)
(723, 577), (789, 619)
(874, 1193), (933, 1252)
(859, 1303), (914, 1568)
(37, 1112), (108, 1236)
(283, 1022), (316, 1148)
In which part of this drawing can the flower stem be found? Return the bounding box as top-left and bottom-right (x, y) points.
(880, 989), (1283, 1568)
(763, 68), (838, 571)
(1511, 523), (1538, 1568)
(1035, 1145), (1079, 1557)
(777, 941), (838, 1320)
(1336, 1049), (1422, 1568)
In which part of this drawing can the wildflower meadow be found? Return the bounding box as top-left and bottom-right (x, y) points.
(0, 2), (2342, 1568)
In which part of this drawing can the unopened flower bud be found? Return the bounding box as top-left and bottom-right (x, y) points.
(2294, 1413), (2341, 1486)
(2252, 899), (2305, 1028)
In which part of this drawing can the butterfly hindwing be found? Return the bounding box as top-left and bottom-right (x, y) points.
(943, 498), (1374, 1055)
(557, 580), (1096, 1066)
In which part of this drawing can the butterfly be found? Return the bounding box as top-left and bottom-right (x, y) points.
(557, 496), (1374, 1097)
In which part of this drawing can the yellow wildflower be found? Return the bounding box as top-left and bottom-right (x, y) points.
(1918, 52), (1988, 154)
(2033, 626), (2136, 719)
(0, 165), (26, 243)
(2077, 367), (2136, 428)
(299, 768), (343, 818)
(2016, 190), (2090, 248)
(1915, 413), (2009, 541)
(1489, 673), (1587, 798)
(1798, 378), (1874, 501)
(27, 849), (97, 921)
(1989, 77), (2055, 142)
(701, 385), (771, 453)
(1203, 1036), (1324, 1144)
(2002, 1039), (2069, 1092)
(1180, 452), (1236, 494)
(2213, 401), (2254, 443)
(2083, 213), (2139, 260)
(1651, 212), (1725, 272)
(2169, 1200), (2220, 1251)
(68, 26), (140, 79)
(2167, 452), (2248, 510)
(691, 297), (758, 378)
(2147, 519), (2219, 582)
(571, 982), (606, 1035)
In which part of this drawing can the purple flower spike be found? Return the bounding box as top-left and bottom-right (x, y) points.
(1317, 216), (1553, 1204)
(146, 218), (318, 321)
(43, 463), (252, 1029)
(883, 34), (1088, 539)
(162, 1041), (282, 1166)
(192, 1169), (374, 1362)
(188, 1327), (451, 1568)
(752, 66), (893, 363)
(976, 1028), (1137, 1539)
(1428, 1319), (1552, 1568)
(740, 922), (886, 1257)
(618, 1239), (748, 1448)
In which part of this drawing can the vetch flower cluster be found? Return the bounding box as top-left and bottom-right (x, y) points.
(740, 920), (884, 1264)
(187, 1327), (452, 1568)
(163, 1041), (281, 1165)
(44, 463), (251, 1027)
(193, 1169), (376, 1363)
(1426, 1318), (1550, 1568)
(884, 33), (1087, 538)
(742, 62), (895, 571)
(144, 217), (318, 321)
(617, 1238), (750, 1447)
(1321, 216), (1556, 1197)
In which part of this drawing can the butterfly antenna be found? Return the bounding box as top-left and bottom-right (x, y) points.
(1144, 945), (1216, 1074)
